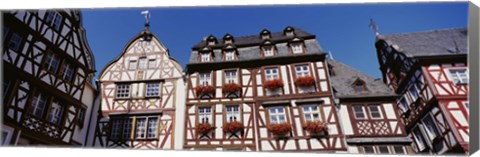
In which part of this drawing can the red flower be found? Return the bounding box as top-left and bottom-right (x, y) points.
(196, 123), (215, 135)
(195, 85), (215, 96)
(222, 83), (241, 93)
(303, 120), (328, 134)
(263, 79), (284, 90)
(222, 121), (244, 133)
(267, 123), (292, 136)
(294, 76), (315, 87)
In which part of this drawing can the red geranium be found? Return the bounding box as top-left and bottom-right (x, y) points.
(195, 85), (215, 96)
(267, 123), (292, 136)
(222, 83), (241, 93)
(222, 121), (244, 133)
(303, 120), (328, 134)
(263, 79), (284, 90)
(294, 76), (315, 87)
(196, 123), (215, 135)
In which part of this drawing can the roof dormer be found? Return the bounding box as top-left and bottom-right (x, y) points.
(199, 46), (214, 62)
(222, 44), (238, 61)
(283, 26), (295, 37)
(223, 33), (234, 44)
(352, 78), (367, 93)
(260, 29), (271, 40)
(206, 35), (217, 46)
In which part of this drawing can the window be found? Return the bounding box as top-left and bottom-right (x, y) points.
(145, 82), (160, 97)
(30, 93), (47, 118)
(448, 69), (468, 84)
(77, 108), (86, 126)
(116, 84), (130, 98)
(353, 105), (365, 119)
(45, 53), (60, 74)
(291, 43), (303, 54)
(408, 84), (419, 101)
(198, 107), (212, 124)
(263, 46), (274, 56)
(393, 146), (406, 154)
(45, 11), (63, 31)
(135, 118), (147, 139)
(8, 32), (22, 51)
(363, 146), (375, 154)
(3, 79), (11, 99)
(61, 63), (75, 81)
(354, 80), (366, 92)
(226, 105), (240, 122)
(138, 57), (147, 70)
(412, 125), (427, 151)
(1, 130), (8, 145)
(47, 101), (64, 125)
(269, 107), (286, 124)
(148, 59), (156, 69)
(224, 70), (237, 84)
(368, 105), (382, 119)
(295, 65), (310, 77)
(2, 26), (8, 40)
(225, 50), (235, 61)
(147, 118), (158, 138)
(302, 104), (320, 122)
(110, 119), (122, 139)
(128, 60), (137, 70)
(398, 96), (409, 113)
(199, 72), (211, 86)
(378, 146), (389, 154)
(122, 119), (132, 139)
(200, 53), (210, 62)
(421, 114), (440, 141)
(265, 68), (279, 80)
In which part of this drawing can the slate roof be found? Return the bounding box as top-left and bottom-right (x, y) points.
(328, 60), (396, 98)
(377, 28), (467, 58)
(188, 27), (324, 64)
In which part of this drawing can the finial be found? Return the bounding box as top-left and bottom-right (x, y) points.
(368, 18), (380, 36)
(141, 10), (151, 29)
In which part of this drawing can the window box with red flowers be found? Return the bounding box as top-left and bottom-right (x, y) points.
(196, 123), (216, 139)
(195, 85), (215, 99)
(222, 83), (241, 98)
(295, 76), (316, 93)
(303, 120), (328, 137)
(267, 123), (292, 138)
(223, 121), (244, 138)
(263, 79), (284, 96)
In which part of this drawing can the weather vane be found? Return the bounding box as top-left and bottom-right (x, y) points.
(368, 18), (379, 35)
(141, 10), (151, 28)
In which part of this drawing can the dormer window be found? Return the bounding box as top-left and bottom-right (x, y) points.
(283, 26), (295, 37)
(223, 34), (234, 44)
(223, 44), (237, 61)
(261, 40), (276, 57)
(353, 79), (367, 93)
(206, 35), (217, 46)
(291, 43), (303, 54)
(260, 29), (271, 40)
(200, 52), (211, 62)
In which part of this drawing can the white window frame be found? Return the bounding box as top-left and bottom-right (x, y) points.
(128, 60), (137, 70)
(265, 68), (279, 81)
(30, 93), (47, 118)
(368, 105), (383, 119)
(47, 101), (64, 125)
(302, 104), (320, 122)
(138, 57), (147, 70)
(46, 11), (63, 31)
(353, 105), (366, 119)
(291, 43), (303, 54)
(62, 63), (74, 81)
(447, 68), (468, 85)
(201, 52), (210, 62)
(263, 46), (274, 57)
(45, 53), (60, 74)
(147, 118), (158, 138)
(148, 59), (156, 69)
(145, 82), (160, 97)
(398, 96), (410, 113)
(412, 125), (427, 151)
(199, 72), (211, 86)
(268, 106), (286, 124)
(116, 84), (131, 98)
(421, 113), (440, 141)
(9, 32), (22, 51)
(226, 105), (240, 122)
(135, 118), (147, 139)
(224, 70), (237, 84)
(295, 65), (310, 77)
(198, 107), (212, 124)
(408, 84), (419, 102)
(225, 50), (235, 61)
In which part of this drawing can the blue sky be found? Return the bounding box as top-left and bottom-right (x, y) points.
(82, 2), (468, 79)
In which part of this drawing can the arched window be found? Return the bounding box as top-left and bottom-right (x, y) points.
(352, 79), (367, 93)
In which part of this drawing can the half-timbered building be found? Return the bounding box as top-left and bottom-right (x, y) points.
(184, 27), (346, 152)
(328, 60), (412, 155)
(94, 22), (186, 149)
(2, 10), (98, 146)
(374, 28), (468, 154)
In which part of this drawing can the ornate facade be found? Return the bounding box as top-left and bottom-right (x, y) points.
(374, 28), (468, 155)
(2, 10), (98, 146)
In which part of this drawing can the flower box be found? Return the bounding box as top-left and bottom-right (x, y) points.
(195, 85), (215, 97)
(294, 76), (315, 87)
(303, 120), (328, 135)
(196, 123), (215, 135)
(263, 79), (284, 90)
(267, 123), (292, 136)
(222, 121), (244, 134)
(222, 83), (241, 93)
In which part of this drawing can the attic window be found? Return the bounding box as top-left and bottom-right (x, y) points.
(283, 26), (295, 37)
(353, 80), (367, 93)
(223, 34), (234, 44)
(260, 29), (271, 40)
(206, 35), (217, 46)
